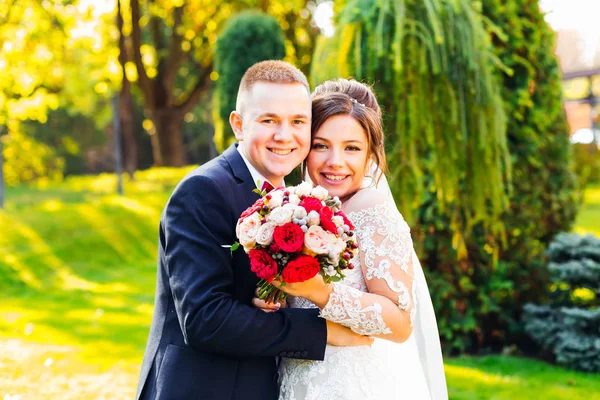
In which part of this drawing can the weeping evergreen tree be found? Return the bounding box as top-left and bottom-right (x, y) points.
(311, 0), (512, 248)
(213, 11), (286, 152)
(310, 0), (580, 353)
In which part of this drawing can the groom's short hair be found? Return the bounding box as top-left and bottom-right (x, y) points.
(236, 60), (310, 115)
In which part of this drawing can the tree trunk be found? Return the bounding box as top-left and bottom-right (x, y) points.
(119, 80), (137, 178)
(117, 0), (137, 178)
(154, 109), (186, 167)
(129, 0), (210, 167)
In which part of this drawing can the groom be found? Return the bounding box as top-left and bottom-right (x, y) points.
(136, 60), (372, 400)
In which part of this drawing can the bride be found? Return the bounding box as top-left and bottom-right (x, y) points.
(256, 78), (447, 400)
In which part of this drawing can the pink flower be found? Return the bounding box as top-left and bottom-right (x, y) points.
(236, 212), (261, 251)
(304, 225), (333, 255)
(256, 221), (277, 246)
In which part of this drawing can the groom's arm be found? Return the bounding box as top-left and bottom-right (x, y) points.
(164, 175), (327, 360)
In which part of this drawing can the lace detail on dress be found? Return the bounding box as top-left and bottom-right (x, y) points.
(347, 200), (417, 319)
(319, 282), (392, 336)
(280, 200), (432, 400)
(348, 202), (412, 274)
(369, 259), (409, 292)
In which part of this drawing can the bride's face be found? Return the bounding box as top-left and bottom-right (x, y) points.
(306, 114), (369, 201)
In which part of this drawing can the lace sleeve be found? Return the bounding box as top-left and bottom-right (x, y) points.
(319, 200), (416, 336)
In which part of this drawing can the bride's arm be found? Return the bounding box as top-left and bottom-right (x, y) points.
(287, 189), (417, 343)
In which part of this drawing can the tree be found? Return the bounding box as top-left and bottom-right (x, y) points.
(311, 0), (511, 250)
(0, 1), (136, 183)
(213, 11), (286, 152)
(310, 0), (579, 353)
(0, 0), (69, 188)
(125, 0), (320, 166)
(117, 0), (138, 177)
(416, 0), (580, 353)
(524, 233), (600, 372)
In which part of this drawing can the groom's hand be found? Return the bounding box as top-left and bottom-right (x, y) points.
(252, 288), (287, 312)
(326, 320), (374, 347)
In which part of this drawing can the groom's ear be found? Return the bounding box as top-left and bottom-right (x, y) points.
(230, 111), (244, 140)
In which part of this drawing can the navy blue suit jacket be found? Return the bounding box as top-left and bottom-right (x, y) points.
(137, 144), (327, 399)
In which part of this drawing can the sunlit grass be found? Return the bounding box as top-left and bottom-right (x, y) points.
(575, 184), (600, 236)
(1, 168), (599, 399)
(447, 356), (600, 399)
(1, 168), (190, 399)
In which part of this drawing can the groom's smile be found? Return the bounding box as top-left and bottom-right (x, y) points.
(268, 148), (294, 156)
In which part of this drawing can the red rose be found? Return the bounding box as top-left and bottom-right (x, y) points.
(270, 241), (281, 253)
(281, 255), (321, 283)
(319, 206), (337, 234)
(240, 198), (264, 220)
(299, 197), (323, 215)
(248, 248), (278, 281)
(335, 211), (355, 231)
(273, 222), (304, 253)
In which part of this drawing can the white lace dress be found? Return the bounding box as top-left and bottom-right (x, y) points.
(279, 199), (432, 400)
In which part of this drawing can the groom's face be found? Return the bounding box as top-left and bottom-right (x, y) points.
(231, 82), (311, 186)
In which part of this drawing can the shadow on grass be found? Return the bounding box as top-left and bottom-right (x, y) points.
(0, 185), (172, 367)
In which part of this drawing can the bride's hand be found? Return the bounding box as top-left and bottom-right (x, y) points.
(272, 274), (333, 309)
(252, 288), (286, 312)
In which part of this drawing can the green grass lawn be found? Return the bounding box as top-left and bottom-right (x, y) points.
(575, 184), (600, 236)
(1, 170), (598, 399)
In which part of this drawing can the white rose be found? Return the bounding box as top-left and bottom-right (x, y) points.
(304, 225), (333, 255)
(267, 207), (294, 225)
(296, 181), (313, 197)
(330, 237), (347, 255)
(307, 210), (321, 226)
(331, 215), (344, 228)
(268, 190), (284, 208)
(256, 221), (277, 246)
(288, 193), (300, 205)
(236, 213), (261, 251)
(293, 206), (307, 219)
(311, 185), (329, 201)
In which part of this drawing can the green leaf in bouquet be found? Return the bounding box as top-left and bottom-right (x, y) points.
(230, 242), (240, 256)
(253, 188), (267, 196)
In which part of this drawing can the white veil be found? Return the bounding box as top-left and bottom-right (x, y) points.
(364, 168), (448, 400)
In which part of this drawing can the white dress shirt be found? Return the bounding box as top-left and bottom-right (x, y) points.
(236, 144), (282, 190)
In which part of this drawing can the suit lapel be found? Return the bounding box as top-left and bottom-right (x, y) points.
(222, 144), (261, 207)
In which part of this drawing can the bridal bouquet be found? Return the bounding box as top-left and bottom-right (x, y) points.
(233, 182), (358, 303)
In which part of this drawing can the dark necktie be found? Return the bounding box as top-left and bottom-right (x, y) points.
(261, 181), (275, 193)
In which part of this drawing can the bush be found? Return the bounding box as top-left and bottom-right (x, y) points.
(2, 130), (64, 186)
(415, 0), (580, 353)
(21, 108), (108, 176)
(213, 10), (286, 153)
(523, 233), (600, 372)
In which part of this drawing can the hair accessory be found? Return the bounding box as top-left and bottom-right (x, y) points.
(351, 98), (366, 107)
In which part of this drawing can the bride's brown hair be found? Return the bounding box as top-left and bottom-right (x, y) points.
(308, 79), (387, 183)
